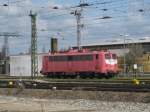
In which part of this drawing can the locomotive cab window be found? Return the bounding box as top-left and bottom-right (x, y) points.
(105, 54), (110, 59)
(112, 54), (117, 59)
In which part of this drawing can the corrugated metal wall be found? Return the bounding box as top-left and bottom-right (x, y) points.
(10, 54), (43, 76)
(10, 55), (31, 76)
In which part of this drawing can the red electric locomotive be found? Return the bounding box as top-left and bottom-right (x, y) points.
(40, 49), (118, 78)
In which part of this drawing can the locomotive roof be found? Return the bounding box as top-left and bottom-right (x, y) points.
(44, 50), (110, 56)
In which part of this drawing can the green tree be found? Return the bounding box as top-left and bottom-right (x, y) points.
(125, 43), (143, 66)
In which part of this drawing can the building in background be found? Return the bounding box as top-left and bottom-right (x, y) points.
(81, 38), (150, 53)
(10, 54), (44, 77)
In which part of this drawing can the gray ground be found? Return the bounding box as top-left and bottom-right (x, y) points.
(0, 89), (149, 112)
(0, 95), (149, 112)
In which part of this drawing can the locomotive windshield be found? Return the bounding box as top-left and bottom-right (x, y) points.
(105, 54), (111, 59)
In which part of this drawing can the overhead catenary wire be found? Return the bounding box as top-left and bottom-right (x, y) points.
(0, 0), (140, 19)
(0, 0), (149, 54)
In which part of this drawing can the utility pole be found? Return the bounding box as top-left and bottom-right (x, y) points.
(0, 32), (20, 75)
(29, 10), (38, 79)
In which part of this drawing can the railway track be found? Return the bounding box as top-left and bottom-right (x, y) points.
(0, 78), (150, 86)
(0, 79), (149, 92)
(0, 76), (150, 82)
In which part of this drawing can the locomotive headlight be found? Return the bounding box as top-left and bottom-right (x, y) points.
(8, 81), (13, 86)
(133, 79), (140, 85)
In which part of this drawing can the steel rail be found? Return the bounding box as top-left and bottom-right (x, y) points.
(0, 80), (149, 92)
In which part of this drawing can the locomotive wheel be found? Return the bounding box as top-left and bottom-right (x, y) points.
(89, 73), (95, 79)
(106, 73), (115, 78)
(79, 73), (87, 79)
(80, 75), (86, 79)
(104, 74), (113, 79)
(95, 74), (103, 79)
(71, 75), (77, 79)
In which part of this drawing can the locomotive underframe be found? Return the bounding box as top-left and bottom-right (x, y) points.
(43, 71), (116, 78)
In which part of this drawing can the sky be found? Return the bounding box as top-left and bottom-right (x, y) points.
(0, 0), (150, 54)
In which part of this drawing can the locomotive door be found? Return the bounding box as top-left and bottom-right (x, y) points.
(95, 54), (99, 70)
(44, 56), (49, 71)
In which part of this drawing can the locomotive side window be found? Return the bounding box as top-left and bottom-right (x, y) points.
(85, 55), (93, 60)
(72, 55), (80, 61)
(49, 55), (93, 61)
(105, 54), (110, 59)
(96, 54), (99, 59)
(49, 56), (52, 61)
(112, 54), (117, 59)
(73, 55), (93, 61)
(49, 56), (67, 61)
(54, 56), (67, 61)
(68, 56), (73, 61)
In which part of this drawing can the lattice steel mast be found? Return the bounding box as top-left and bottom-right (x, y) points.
(75, 9), (82, 51)
(29, 10), (38, 78)
(0, 32), (20, 74)
(71, 0), (88, 51)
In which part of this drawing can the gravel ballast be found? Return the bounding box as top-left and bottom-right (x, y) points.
(0, 88), (149, 112)
(0, 95), (149, 112)
(0, 88), (149, 103)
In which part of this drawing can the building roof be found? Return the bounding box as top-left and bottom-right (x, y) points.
(82, 37), (150, 47)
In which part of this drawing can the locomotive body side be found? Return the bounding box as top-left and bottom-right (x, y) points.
(41, 50), (118, 77)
